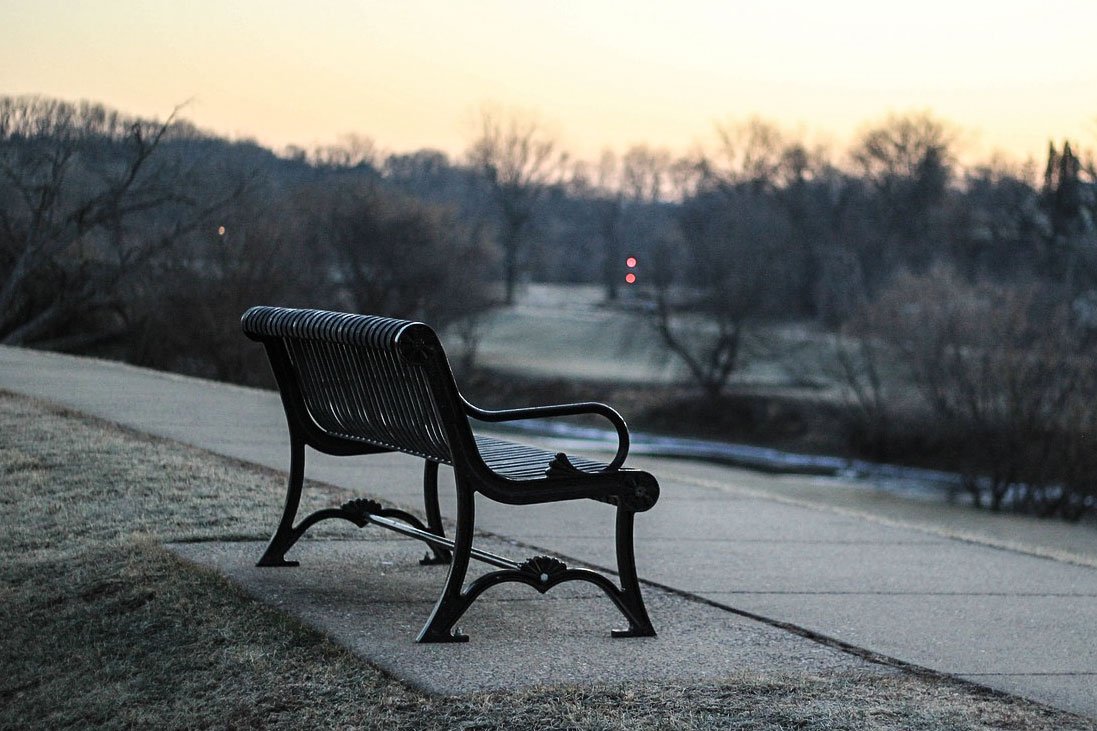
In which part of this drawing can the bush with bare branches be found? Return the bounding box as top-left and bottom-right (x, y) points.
(852, 266), (1097, 518)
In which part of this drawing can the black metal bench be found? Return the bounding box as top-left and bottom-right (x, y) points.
(242, 306), (659, 642)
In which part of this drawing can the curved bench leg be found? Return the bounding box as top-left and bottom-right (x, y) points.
(611, 507), (656, 637)
(257, 435), (305, 567)
(416, 482), (476, 642)
(420, 460), (452, 565)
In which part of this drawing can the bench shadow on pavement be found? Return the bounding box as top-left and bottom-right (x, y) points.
(167, 536), (891, 695)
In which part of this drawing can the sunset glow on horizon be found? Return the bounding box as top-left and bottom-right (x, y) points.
(4, 0), (1096, 165)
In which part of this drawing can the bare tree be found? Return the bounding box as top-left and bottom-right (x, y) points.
(621, 144), (673, 202)
(852, 112), (955, 194)
(0, 96), (240, 348)
(948, 159), (1046, 283)
(703, 117), (788, 194)
(132, 188), (317, 383)
(640, 119), (819, 397)
(850, 111), (955, 277)
(465, 107), (562, 304)
(651, 191), (789, 398)
(309, 180), (495, 372)
(309, 133), (379, 170)
(574, 150), (627, 301)
(581, 146), (674, 302)
(831, 333), (894, 457)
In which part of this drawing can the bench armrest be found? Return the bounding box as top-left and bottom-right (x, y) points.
(462, 398), (630, 471)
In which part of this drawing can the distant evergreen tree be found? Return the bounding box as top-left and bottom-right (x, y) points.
(1041, 141), (1095, 291)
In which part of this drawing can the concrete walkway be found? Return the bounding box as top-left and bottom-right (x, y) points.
(3, 345), (1097, 717)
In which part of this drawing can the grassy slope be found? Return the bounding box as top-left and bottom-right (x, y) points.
(1, 392), (1093, 730)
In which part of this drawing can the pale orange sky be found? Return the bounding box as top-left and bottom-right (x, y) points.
(3, 0), (1096, 164)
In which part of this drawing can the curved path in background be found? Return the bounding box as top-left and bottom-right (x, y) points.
(3, 345), (1097, 718)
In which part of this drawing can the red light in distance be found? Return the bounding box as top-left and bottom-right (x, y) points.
(625, 256), (637, 268)
(625, 273), (637, 284)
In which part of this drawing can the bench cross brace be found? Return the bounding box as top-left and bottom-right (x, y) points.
(257, 442), (654, 643)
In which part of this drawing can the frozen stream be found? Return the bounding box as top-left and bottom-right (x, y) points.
(481, 418), (967, 502)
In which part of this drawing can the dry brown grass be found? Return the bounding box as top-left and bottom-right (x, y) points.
(1, 390), (1093, 730)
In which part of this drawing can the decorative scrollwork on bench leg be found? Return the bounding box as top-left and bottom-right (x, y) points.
(415, 502), (656, 642)
(257, 439), (449, 567)
(442, 552), (656, 640)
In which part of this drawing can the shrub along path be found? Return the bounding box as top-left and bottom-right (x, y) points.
(2, 344), (1097, 725)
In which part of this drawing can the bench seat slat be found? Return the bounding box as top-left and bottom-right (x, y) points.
(474, 435), (606, 480)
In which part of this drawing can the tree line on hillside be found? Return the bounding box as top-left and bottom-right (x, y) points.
(2, 95), (1096, 519)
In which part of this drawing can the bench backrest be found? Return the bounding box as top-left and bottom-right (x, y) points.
(242, 306), (469, 464)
